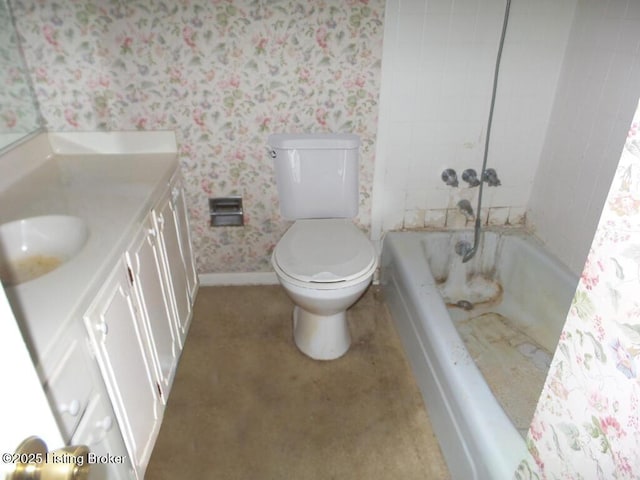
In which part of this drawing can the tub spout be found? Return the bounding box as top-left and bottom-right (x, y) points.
(457, 199), (474, 220)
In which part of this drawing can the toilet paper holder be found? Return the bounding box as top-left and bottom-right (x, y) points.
(209, 196), (244, 227)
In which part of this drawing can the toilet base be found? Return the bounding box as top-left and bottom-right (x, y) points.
(293, 306), (351, 360)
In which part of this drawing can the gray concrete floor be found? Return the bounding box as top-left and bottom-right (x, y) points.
(146, 285), (449, 479)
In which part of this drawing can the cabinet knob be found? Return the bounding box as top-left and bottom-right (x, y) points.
(96, 415), (113, 432)
(60, 399), (81, 416)
(95, 322), (108, 335)
(87, 416), (113, 445)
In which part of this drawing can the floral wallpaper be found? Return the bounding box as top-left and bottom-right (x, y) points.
(0, 0), (41, 147)
(515, 101), (640, 478)
(10, 0), (385, 272)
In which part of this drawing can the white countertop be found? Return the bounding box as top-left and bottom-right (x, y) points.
(0, 132), (179, 372)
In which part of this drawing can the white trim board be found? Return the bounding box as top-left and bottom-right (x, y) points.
(199, 272), (279, 286)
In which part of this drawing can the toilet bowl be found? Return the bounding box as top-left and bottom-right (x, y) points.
(268, 133), (376, 360)
(271, 219), (377, 360)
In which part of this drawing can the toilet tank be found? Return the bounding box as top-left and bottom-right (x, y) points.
(268, 133), (360, 219)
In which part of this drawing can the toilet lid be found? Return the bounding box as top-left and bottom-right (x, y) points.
(274, 219), (376, 283)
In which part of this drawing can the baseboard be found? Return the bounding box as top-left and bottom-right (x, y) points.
(198, 272), (279, 286)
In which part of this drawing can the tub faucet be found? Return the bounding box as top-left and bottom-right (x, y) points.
(457, 199), (474, 220)
(441, 169), (458, 187)
(462, 169), (481, 187)
(482, 168), (501, 186)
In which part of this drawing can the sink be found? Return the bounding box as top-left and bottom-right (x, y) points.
(0, 215), (89, 286)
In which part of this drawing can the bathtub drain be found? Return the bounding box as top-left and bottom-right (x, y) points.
(456, 300), (474, 311)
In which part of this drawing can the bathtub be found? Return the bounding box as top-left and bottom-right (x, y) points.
(380, 230), (577, 480)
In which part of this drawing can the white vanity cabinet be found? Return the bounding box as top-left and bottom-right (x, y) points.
(172, 181), (198, 302)
(83, 259), (163, 478)
(152, 175), (197, 347)
(126, 213), (180, 398)
(45, 322), (134, 480)
(82, 173), (198, 479)
(0, 133), (195, 480)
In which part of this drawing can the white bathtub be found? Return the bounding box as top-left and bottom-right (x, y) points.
(380, 230), (577, 480)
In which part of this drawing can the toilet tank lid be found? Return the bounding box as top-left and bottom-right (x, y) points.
(268, 133), (360, 150)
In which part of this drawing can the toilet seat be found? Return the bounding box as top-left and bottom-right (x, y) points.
(273, 219), (376, 285)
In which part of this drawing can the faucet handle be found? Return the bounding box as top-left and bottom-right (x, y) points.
(462, 169), (481, 187)
(441, 168), (458, 187)
(482, 168), (501, 186)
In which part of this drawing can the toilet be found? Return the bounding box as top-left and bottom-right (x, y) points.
(268, 133), (377, 360)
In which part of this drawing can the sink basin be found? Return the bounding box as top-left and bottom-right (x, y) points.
(0, 215), (89, 286)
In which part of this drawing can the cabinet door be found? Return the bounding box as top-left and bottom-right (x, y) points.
(83, 261), (162, 478)
(126, 216), (179, 394)
(171, 178), (198, 300)
(153, 183), (194, 346)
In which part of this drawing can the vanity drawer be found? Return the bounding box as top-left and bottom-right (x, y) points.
(44, 339), (93, 441)
(73, 392), (133, 480)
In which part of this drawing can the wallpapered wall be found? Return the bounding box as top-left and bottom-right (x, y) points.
(516, 101), (640, 479)
(11, 0), (385, 273)
(0, 0), (40, 142)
